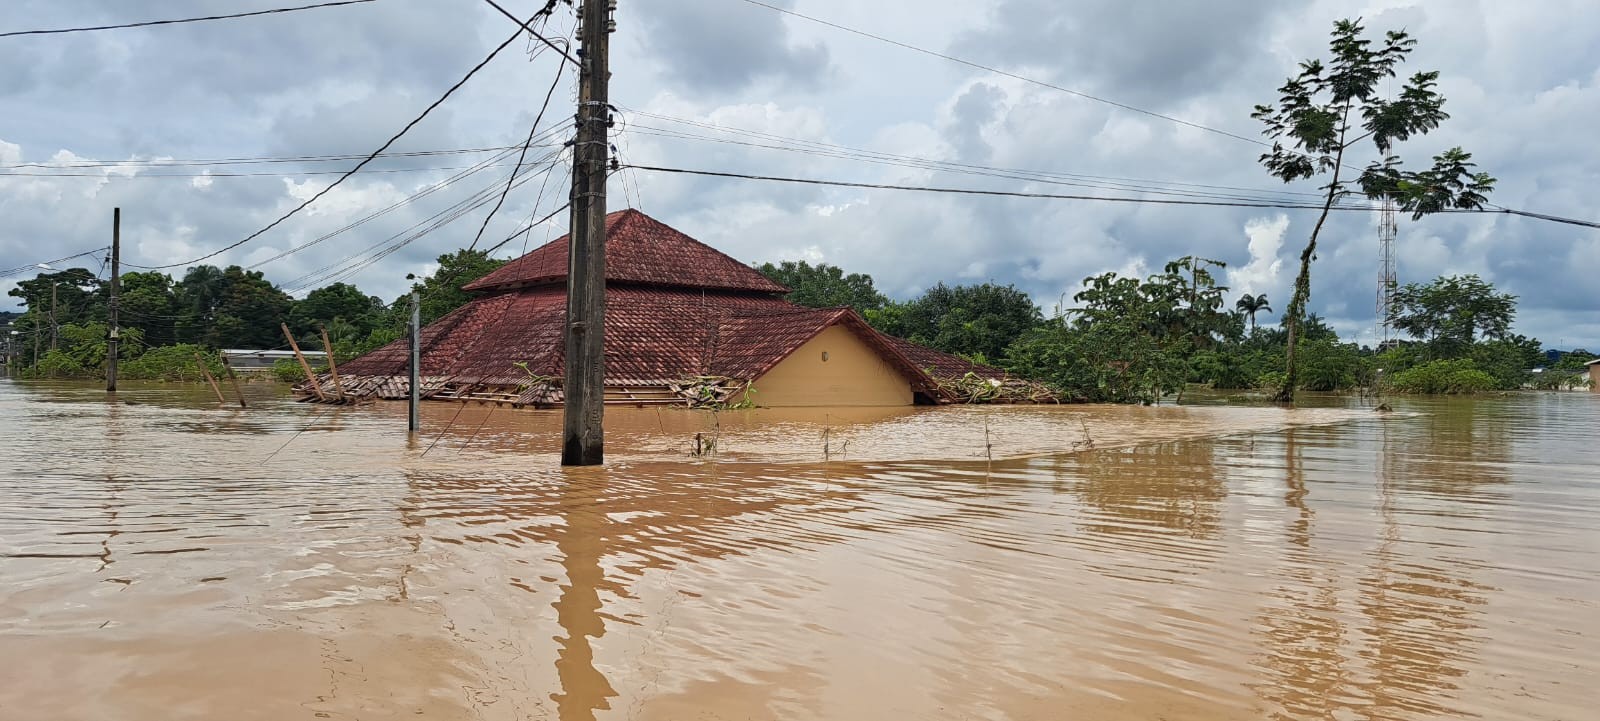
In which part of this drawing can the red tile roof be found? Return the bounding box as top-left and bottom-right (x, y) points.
(463, 209), (790, 295)
(337, 209), (1002, 401)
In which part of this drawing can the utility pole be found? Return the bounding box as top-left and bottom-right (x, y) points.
(49, 282), (58, 352)
(562, 0), (613, 466)
(107, 208), (121, 391)
(409, 291), (420, 434)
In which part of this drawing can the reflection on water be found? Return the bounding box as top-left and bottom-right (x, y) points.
(1, 381), (1598, 721)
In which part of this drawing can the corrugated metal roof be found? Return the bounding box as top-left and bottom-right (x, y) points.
(464, 209), (790, 295)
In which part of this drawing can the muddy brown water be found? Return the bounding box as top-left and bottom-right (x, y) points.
(1, 380), (1596, 721)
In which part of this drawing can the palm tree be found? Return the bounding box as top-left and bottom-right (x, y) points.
(1236, 293), (1273, 334)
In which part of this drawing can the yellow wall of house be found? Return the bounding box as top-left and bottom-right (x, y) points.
(1590, 363), (1599, 391)
(750, 325), (914, 406)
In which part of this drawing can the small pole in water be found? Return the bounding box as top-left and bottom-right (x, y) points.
(318, 325), (346, 403)
(409, 291), (420, 434)
(221, 355), (248, 408)
(193, 351), (225, 405)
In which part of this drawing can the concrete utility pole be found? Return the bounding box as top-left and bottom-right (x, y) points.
(409, 291), (420, 434)
(562, 0), (613, 466)
(107, 208), (121, 392)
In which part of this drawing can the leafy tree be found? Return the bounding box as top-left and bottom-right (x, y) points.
(891, 282), (1041, 362)
(1553, 349), (1597, 371)
(1235, 293), (1273, 333)
(1253, 18), (1495, 403)
(396, 249), (507, 326)
(290, 282), (384, 339)
(1388, 274), (1517, 358)
(755, 260), (888, 315)
(206, 266), (294, 349)
(1007, 262), (1235, 402)
(116, 271), (181, 347)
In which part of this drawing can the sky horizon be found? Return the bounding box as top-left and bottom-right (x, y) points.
(3, 0), (1596, 349)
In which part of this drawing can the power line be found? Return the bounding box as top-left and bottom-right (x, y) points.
(0, 0), (376, 38)
(624, 164), (1381, 211)
(625, 122), (1330, 206)
(627, 163), (1600, 228)
(468, 50), (570, 253)
(482, 0), (579, 66)
(618, 107), (1327, 201)
(125, 9), (543, 271)
(0, 145), (518, 170)
(0, 248), (111, 279)
(0, 158), (562, 179)
(732, 0), (1265, 147)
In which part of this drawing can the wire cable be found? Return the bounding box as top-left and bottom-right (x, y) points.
(467, 60), (569, 253)
(624, 164), (1381, 210)
(482, 0), (579, 66)
(732, 0), (1265, 147)
(125, 9), (543, 271)
(1, 0), (376, 38)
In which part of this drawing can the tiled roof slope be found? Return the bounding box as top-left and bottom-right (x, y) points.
(881, 334), (1008, 380)
(338, 287), (947, 392)
(463, 209), (790, 295)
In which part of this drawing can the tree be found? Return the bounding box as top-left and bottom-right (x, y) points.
(206, 266), (293, 349)
(290, 282), (384, 339)
(397, 249), (507, 326)
(1253, 19), (1494, 403)
(116, 271), (180, 347)
(1235, 293), (1273, 333)
(892, 282), (1040, 363)
(1388, 274), (1517, 357)
(755, 260), (888, 315)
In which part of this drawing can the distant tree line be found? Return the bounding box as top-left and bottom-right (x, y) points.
(4, 250), (505, 380)
(756, 260), (1578, 401)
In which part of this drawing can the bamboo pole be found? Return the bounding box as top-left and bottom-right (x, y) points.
(281, 323), (326, 401)
(220, 355), (248, 408)
(194, 352), (225, 404)
(318, 326), (346, 403)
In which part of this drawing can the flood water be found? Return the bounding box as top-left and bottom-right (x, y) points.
(1, 380), (1596, 721)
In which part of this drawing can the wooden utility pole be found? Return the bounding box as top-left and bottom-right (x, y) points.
(409, 291), (420, 433)
(220, 356), (248, 408)
(194, 352), (226, 404)
(107, 208), (121, 391)
(281, 322), (325, 401)
(318, 326), (346, 402)
(562, 0), (613, 466)
(49, 282), (58, 351)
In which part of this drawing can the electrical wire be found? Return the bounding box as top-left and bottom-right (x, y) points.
(468, 58), (569, 253)
(623, 164), (1383, 210)
(731, 0), (1265, 147)
(0, 247), (112, 279)
(481, 0), (579, 66)
(0, 145), (517, 170)
(620, 107), (1327, 201)
(125, 9), (543, 271)
(1, 0), (376, 38)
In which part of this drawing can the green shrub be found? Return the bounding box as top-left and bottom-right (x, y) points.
(272, 357), (312, 384)
(120, 344), (220, 381)
(1387, 359), (1497, 394)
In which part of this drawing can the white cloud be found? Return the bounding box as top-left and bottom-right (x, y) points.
(1228, 214), (1287, 298)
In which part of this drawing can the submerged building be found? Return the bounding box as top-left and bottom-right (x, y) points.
(325, 209), (1026, 408)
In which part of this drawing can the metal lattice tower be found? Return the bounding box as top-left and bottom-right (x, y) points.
(1376, 198), (1399, 347)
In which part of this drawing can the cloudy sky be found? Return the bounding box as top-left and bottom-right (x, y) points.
(3, 0), (1597, 348)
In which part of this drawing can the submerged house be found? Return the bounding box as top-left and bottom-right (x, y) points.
(322, 209), (1030, 407)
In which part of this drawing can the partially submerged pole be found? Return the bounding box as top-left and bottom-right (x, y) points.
(106, 208), (121, 392)
(281, 322), (326, 401)
(409, 291), (420, 433)
(561, 0), (613, 466)
(194, 351), (225, 405)
(318, 326), (346, 403)
(220, 355), (248, 408)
